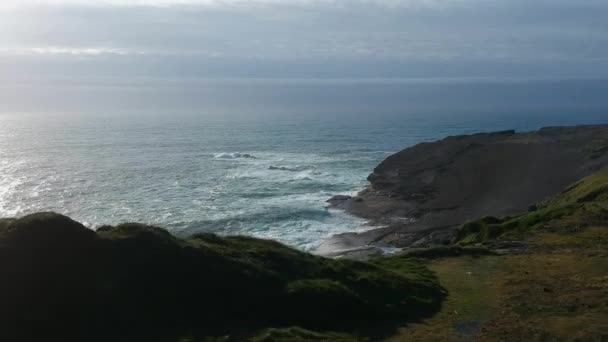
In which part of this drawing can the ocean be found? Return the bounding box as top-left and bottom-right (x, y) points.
(1, 79), (607, 250)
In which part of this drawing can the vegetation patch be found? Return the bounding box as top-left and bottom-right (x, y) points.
(456, 170), (608, 244)
(0, 212), (443, 342)
(390, 227), (608, 341)
(392, 169), (608, 341)
(400, 245), (496, 259)
(476, 242), (608, 341)
(387, 256), (502, 342)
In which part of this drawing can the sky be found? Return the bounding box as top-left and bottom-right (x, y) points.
(1, 0), (608, 114)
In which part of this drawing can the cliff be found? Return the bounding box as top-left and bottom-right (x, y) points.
(320, 124), (608, 254)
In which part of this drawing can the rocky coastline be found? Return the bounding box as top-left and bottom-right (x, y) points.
(1, 124), (607, 341)
(317, 124), (608, 256)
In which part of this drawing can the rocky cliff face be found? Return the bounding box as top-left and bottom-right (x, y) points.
(320, 125), (608, 254)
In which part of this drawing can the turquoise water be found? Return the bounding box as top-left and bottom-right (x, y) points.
(1, 81), (607, 250)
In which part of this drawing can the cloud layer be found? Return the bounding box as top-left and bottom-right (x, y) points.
(1, 0), (607, 80)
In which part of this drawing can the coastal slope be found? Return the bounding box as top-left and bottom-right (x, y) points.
(320, 124), (608, 254)
(0, 213), (442, 342)
(389, 169), (608, 341)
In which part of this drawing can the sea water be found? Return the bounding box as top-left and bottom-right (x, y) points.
(1, 80), (607, 250)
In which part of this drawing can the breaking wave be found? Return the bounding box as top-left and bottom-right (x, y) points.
(214, 152), (257, 159)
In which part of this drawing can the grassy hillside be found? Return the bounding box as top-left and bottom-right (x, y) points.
(389, 169), (608, 341)
(0, 213), (443, 342)
(456, 170), (608, 244)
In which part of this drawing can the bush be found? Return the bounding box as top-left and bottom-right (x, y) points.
(0, 212), (444, 342)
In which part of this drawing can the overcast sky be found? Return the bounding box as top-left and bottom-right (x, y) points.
(3, 0), (608, 79)
(1, 0), (608, 114)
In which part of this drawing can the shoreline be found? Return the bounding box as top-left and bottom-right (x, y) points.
(316, 124), (608, 258)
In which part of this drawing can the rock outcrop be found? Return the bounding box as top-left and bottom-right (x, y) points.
(319, 124), (608, 254)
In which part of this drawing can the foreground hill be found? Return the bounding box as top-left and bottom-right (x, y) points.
(3, 125), (606, 341)
(0, 213), (442, 342)
(321, 124), (608, 254)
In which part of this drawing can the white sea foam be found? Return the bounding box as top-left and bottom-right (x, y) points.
(268, 165), (310, 172)
(0, 114), (461, 251)
(213, 152), (256, 159)
(0, 162), (27, 217)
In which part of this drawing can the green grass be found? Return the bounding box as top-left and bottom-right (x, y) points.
(456, 170), (608, 244)
(0, 212), (444, 342)
(387, 256), (502, 342)
(0, 218), (15, 238)
(398, 246), (495, 259)
(391, 170), (608, 341)
(391, 228), (608, 341)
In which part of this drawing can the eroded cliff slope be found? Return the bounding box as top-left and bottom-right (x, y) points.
(322, 125), (608, 253)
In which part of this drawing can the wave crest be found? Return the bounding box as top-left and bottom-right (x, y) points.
(268, 165), (311, 172)
(214, 152), (256, 159)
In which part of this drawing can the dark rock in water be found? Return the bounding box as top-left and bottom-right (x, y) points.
(321, 124), (608, 253)
(268, 165), (297, 171)
(326, 194), (352, 205)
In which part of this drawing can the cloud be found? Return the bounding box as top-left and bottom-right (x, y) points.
(0, 0), (607, 80)
(0, 0), (465, 9)
(0, 46), (139, 56)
